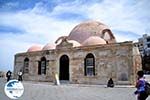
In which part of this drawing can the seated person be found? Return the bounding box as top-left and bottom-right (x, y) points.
(107, 78), (114, 87)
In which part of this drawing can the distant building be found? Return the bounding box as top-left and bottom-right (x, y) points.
(135, 34), (150, 73)
(14, 21), (141, 85)
(135, 34), (150, 56)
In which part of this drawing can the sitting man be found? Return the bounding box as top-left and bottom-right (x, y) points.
(107, 78), (114, 88)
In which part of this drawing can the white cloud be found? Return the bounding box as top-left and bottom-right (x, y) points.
(85, 0), (149, 35)
(0, 4), (79, 71)
(0, 11), (79, 43)
(0, 34), (31, 71)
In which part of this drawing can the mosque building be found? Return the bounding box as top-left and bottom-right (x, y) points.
(14, 21), (141, 85)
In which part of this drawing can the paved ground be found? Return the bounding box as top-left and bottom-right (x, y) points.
(1, 78), (150, 100)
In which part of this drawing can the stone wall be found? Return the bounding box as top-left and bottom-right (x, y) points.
(14, 41), (141, 85)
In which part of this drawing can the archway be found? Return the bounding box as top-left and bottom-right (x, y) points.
(59, 55), (69, 80)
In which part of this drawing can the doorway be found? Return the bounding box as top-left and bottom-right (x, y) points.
(59, 55), (69, 80)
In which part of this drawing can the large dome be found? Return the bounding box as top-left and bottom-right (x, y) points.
(27, 45), (42, 52)
(68, 21), (116, 44)
(82, 36), (106, 46)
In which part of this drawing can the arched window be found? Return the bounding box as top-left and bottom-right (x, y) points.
(84, 53), (95, 76)
(24, 58), (29, 73)
(38, 57), (46, 75)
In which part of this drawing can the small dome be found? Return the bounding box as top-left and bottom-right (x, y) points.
(82, 36), (106, 46)
(27, 45), (42, 52)
(43, 43), (56, 50)
(68, 40), (81, 47)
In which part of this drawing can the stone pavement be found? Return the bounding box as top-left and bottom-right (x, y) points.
(1, 78), (150, 100)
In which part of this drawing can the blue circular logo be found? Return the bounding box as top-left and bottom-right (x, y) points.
(4, 80), (24, 99)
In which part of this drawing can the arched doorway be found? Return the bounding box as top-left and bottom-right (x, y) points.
(59, 55), (69, 80)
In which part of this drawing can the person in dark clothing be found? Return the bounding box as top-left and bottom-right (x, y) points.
(18, 71), (23, 81)
(107, 78), (114, 87)
(6, 70), (12, 82)
(135, 70), (148, 100)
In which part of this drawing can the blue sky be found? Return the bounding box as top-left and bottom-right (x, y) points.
(0, 0), (150, 71)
